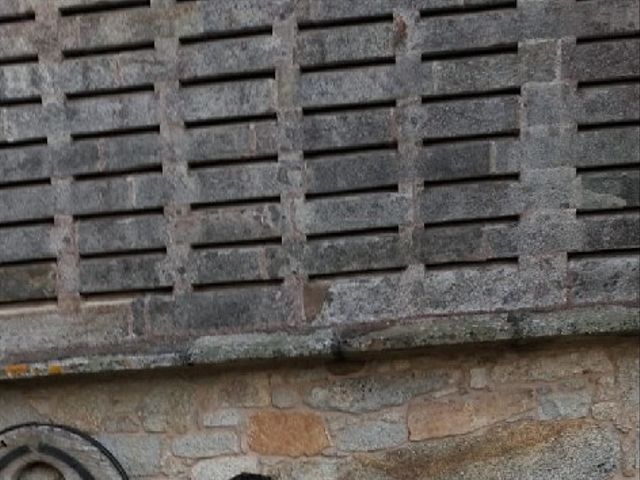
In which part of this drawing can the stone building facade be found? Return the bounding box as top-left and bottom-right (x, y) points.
(0, 0), (638, 478)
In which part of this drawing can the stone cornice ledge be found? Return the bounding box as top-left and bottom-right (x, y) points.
(2, 305), (638, 381)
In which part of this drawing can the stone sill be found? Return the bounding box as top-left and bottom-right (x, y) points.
(1, 304), (638, 381)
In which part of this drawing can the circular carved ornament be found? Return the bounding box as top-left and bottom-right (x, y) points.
(0, 423), (128, 480)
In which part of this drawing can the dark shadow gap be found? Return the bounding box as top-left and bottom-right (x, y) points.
(62, 41), (155, 59)
(304, 142), (398, 159)
(74, 208), (165, 222)
(180, 70), (276, 88)
(305, 185), (399, 200)
(74, 164), (163, 181)
(71, 125), (160, 141)
(80, 248), (167, 260)
(298, 13), (393, 31)
(66, 84), (155, 100)
(424, 173), (520, 188)
(179, 26), (273, 45)
(308, 266), (406, 281)
(191, 197), (281, 211)
(307, 226), (399, 242)
(59, 0), (150, 16)
(184, 113), (277, 129)
(192, 238), (283, 250)
(425, 257), (519, 270)
(192, 279), (284, 292)
(300, 57), (396, 74)
(421, 43), (518, 61)
(420, 1), (517, 18)
(424, 215), (520, 229)
(303, 100), (396, 116)
(423, 130), (520, 146)
(189, 155), (278, 170)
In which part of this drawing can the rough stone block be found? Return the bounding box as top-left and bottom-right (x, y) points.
(520, 39), (558, 83)
(79, 253), (171, 294)
(0, 62), (42, 101)
(328, 410), (407, 451)
(58, 8), (167, 52)
(172, 432), (239, 458)
(190, 163), (280, 205)
(420, 179), (521, 223)
(571, 38), (640, 83)
(77, 213), (167, 255)
(69, 174), (167, 215)
(177, 120), (278, 164)
(417, 95), (520, 140)
(0, 224), (54, 263)
(578, 212), (640, 253)
(570, 254), (640, 304)
(576, 83), (640, 126)
(538, 389), (591, 420)
(522, 83), (574, 128)
(1, 103), (52, 141)
(418, 220), (518, 265)
(175, 0), (288, 37)
(517, 210), (581, 255)
(491, 349), (614, 383)
(576, 126), (640, 169)
(0, 23), (39, 61)
(417, 138), (518, 181)
(408, 389), (535, 440)
(97, 434), (162, 477)
(56, 132), (163, 177)
(415, 9), (520, 54)
(0, 304), (131, 358)
(426, 52), (520, 96)
(520, 167), (576, 210)
(0, 185), (54, 224)
(175, 79), (276, 123)
(302, 108), (394, 152)
(178, 35), (278, 80)
(189, 245), (287, 284)
(305, 150), (399, 194)
(179, 203), (283, 246)
(59, 49), (167, 94)
(141, 381), (196, 433)
(300, 193), (409, 235)
(503, 127), (575, 169)
(65, 92), (159, 134)
(149, 287), (289, 333)
(0, 144), (51, 185)
(202, 408), (243, 428)
(304, 369), (459, 413)
(0, 262), (57, 303)
(304, 232), (405, 276)
(248, 410), (329, 457)
(299, 65), (400, 107)
(578, 169), (640, 211)
(294, 0), (397, 22)
(296, 22), (394, 68)
(574, 0), (640, 39)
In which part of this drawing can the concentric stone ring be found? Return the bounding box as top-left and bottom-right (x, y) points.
(0, 423), (128, 480)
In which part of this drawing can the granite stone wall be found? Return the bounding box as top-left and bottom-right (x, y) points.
(0, 1), (639, 478)
(0, 0), (638, 378)
(1, 337), (638, 479)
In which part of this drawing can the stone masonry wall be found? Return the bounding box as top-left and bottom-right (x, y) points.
(1, 337), (638, 479)
(0, 0), (639, 378)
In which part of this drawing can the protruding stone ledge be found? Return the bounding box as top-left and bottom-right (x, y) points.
(1, 304), (637, 382)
